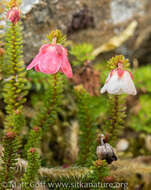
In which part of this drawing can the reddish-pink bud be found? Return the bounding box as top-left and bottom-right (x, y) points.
(7, 7), (20, 24)
(29, 148), (36, 153)
(15, 109), (20, 115)
(33, 126), (40, 132)
(5, 131), (16, 139)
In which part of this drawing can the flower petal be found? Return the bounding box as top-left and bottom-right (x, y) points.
(39, 44), (52, 54)
(38, 52), (61, 74)
(60, 56), (73, 78)
(26, 53), (42, 70)
(26, 44), (52, 71)
(105, 72), (122, 94)
(60, 47), (73, 78)
(120, 71), (137, 95)
(100, 85), (107, 93)
(101, 70), (137, 95)
(35, 64), (40, 72)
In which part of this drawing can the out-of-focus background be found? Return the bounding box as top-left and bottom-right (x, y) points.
(12, 0), (151, 64)
(1, 0), (151, 64)
(1, 0), (151, 189)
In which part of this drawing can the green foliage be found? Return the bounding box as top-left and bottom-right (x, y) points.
(8, 0), (21, 7)
(107, 55), (130, 70)
(127, 66), (151, 133)
(70, 43), (95, 66)
(22, 149), (40, 190)
(134, 66), (151, 92)
(24, 127), (42, 156)
(25, 73), (63, 150)
(6, 112), (26, 133)
(47, 29), (66, 44)
(0, 5), (28, 187)
(90, 160), (109, 189)
(74, 85), (97, 166)
(0, 50), (4, 99)
(128, 94), (151, 133)
(0, 134), (19, 190)
(22, 73), (64, 186)
(3, 21), (28, 118)
(103, 95), (127, 145)
(89, 95), (108, 121)
(27, 70), (49, 91)
(31, 73), (63, 130)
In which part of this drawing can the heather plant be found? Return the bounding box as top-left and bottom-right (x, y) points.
(0, 0), (141, 190)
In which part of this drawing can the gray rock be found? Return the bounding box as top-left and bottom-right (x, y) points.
(21, 0), (40, 14)
(2, 0), (151, 64)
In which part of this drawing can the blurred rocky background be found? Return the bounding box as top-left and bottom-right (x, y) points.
(19, 0), (151, 65)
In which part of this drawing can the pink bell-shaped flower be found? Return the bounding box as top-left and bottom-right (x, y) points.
(27, 40), (73, 78)
(7, 7), (20, 24)
(101, 64), (137, 95)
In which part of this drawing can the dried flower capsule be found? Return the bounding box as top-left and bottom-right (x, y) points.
(96, 134), (117, 164)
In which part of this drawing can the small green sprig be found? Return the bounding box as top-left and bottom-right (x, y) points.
(74, 85), (97, 166)
(106, 95), (127, 145)
(46, 29), (66, 44)
(3, 21), (28, 121)
(70, 43), (95, 66)
(107, 55), (129, 70)
(24, 73), (63, 154)
(90, 160), (109, 188)
(23, 73), (64, 186)
(21, 148), (40, 190)
(0, 132), (19, 190)
(0, 1), (28, 187)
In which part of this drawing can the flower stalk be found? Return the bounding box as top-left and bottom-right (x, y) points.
(101, 55), (136, 145)
(0, 1), (27, 188)
(22, 31), (69, 186)
(74, 85), (97, 166)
